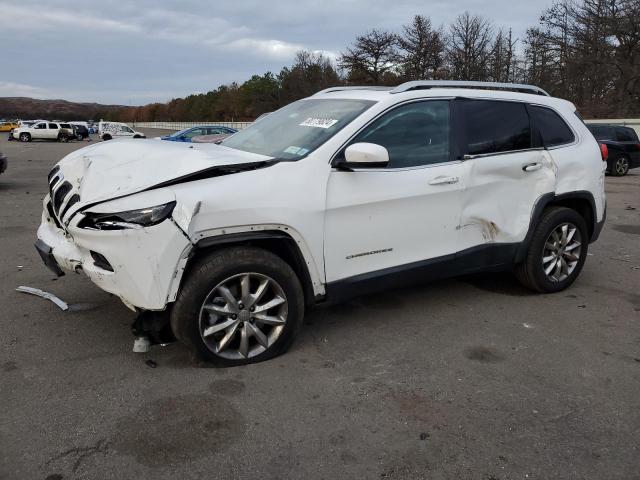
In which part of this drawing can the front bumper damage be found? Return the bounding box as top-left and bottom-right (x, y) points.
(36, 197), (191, 311)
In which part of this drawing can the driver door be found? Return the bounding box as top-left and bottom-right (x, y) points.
(324, 100), (464, 284)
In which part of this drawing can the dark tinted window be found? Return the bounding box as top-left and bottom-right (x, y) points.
(588, 125), (613, 140)
(529, 106), (575, 147)
(462, 100), (531, 155)
(616, 127), (638, 142)
(48, 123), (58, 129)
(351, 100), (450, 168)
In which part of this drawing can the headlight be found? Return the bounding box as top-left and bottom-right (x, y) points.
(78, 201), (176, 230)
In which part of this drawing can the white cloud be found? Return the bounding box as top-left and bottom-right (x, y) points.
(0, 82), (56, 98)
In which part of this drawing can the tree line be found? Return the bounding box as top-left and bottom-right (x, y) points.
(116, 0), (639, 122)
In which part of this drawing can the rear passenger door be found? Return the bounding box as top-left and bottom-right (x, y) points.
(47, 123), (60, 140)
(456, 99), (556, 251)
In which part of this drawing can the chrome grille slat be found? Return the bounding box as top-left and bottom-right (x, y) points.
(59, 193), (80, 221)
(53, 181), (72, 216)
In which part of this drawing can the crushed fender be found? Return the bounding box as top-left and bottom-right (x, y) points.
(16, 286), (69, 310)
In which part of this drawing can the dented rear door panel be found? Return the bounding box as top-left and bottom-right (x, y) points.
(457, 149), (556, 251)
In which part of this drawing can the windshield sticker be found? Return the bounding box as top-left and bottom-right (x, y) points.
(297, 148), (309, 155)
(284, 146), (302, 155)
(300, 117), (338, 129)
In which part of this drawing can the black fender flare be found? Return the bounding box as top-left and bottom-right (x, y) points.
(515, 191), (600, 263)
(194, 230), (318, 307)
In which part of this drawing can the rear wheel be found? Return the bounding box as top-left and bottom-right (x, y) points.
(102, 134), (112, 141)
(19, 133), (30, 142)
(610, 156), (630, 176)
(171, 247), (304, 366)
(515, 207), (588, 293)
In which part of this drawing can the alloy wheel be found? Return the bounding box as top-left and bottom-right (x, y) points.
(615, 157), (629, 175)
(198, 273), (288, 359)
(541, 223), (582, 282)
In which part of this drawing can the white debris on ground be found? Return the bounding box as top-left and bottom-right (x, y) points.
(16, 286), (69, 310)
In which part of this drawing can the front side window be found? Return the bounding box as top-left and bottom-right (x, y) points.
(183, 128), (204, 139)
(221, 99), (375, 160)
(121, 126), (134, 133)
(529, 105), (575, 147)
(349, 100), (450, 168)
(34, 123), (46, 129)
(462, 100), (531, 155)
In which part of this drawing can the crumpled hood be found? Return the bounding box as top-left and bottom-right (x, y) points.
(55, 138), (271, 205)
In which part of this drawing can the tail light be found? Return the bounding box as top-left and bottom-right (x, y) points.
(599, 143), (608, 161)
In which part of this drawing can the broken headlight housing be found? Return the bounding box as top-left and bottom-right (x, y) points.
(78, 201), (176, 230)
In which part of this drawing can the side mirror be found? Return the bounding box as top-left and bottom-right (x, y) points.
(338, 142), (389, 170)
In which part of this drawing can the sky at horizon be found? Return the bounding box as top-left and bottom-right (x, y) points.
(1, 0), (549, 105)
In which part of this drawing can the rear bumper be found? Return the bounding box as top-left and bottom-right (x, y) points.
(36, 207), (191, 311)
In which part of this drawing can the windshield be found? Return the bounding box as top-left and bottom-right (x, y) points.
(170, 128), (192, 138)
(221, 98), (375, 160)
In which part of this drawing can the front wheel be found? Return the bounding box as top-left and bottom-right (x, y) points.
(171, 247), (304, 366)
(58, 134), (69, 143)
(19, 133), (30, 142)
(515, 207), (588, 293)
(610, 156), (630, 176)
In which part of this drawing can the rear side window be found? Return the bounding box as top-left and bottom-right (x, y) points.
(48, 123), (58, 129)
(529, 106), (575, 147)
(616, 127), (638, 142)
(461, 100), (531, 155)
(588, 125), (613, 140)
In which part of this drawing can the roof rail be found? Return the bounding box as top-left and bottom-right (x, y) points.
(313, 86), (393, 96)
(390, 80), (550, 97)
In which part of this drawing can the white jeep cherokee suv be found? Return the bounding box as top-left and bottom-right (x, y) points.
(36, 81), (606, 366)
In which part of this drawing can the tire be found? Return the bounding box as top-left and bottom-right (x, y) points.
(102, 134), (111, 141)
(515, 206), (588, 293)
(610, 156), (630, 176)
(58, 134), (69, 143)
(171, 247), (304, 366)
(19, 133), (30, 142)
(76, 134), (83, 141)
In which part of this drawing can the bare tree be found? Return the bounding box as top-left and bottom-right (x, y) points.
(339, 29), (399, 84)
(488, 28), (517, 82)
(397, 15), (445, 80)
(447, 12), (493, 80)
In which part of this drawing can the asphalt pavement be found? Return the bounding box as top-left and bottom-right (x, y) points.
(1, 132), (639, 480)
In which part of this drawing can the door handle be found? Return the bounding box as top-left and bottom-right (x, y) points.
(428, 176), (459, 185)
(522, 162), (542, 172)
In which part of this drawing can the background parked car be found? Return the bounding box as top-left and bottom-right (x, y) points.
(587, 124), (640, 176)
(158, 126), (237, 142)
(12, 121), (67, 142)
(71, 124), (89, 140)
(98, 121), (145, 141)
(58, 123), (75, 142)
(191, 132), (235, 143)
(0, 151), (6, 176)
(0, 121), (19, 132)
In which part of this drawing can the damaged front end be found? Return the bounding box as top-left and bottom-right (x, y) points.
(36, 140), (278, 312)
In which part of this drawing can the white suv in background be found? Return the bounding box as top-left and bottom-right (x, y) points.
(12, 121), (66, 142)
(36, 81), (606, 366)
(98, 121), (145, 141)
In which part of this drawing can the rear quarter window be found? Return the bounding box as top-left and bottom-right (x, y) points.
(616, 127), (638, 142)
(529, 106), (575, 147)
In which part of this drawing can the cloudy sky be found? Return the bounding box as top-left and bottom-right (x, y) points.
(1, 0), (547, 105)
